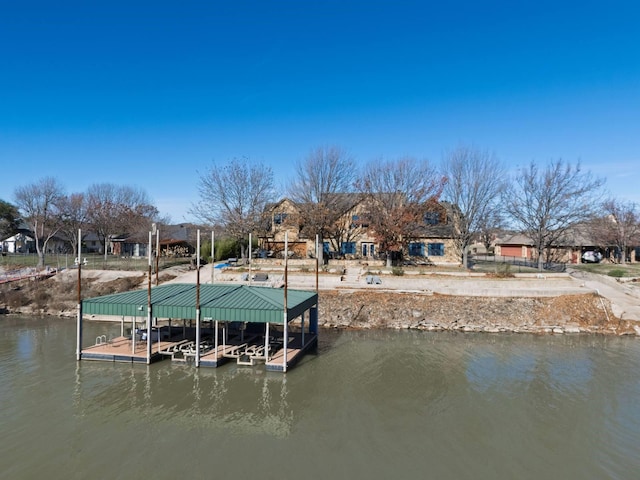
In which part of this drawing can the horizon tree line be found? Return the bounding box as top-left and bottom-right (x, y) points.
(189, 145), (637, 270)
(3, 145), (639, 271)
(3, 178), (163, 268)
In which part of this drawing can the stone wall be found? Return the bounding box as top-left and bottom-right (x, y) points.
(311, 290), (638, 335)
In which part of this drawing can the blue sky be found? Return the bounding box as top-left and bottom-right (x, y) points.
(2, 1), (639, 222)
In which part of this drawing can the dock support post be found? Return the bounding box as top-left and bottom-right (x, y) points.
(147, 231), (153, 365)
(195, 308), (201, 367)
(146, 306), (152, 365)
(76, 228), (83, 361)
(76, 302), (82, 361)
(309, 306), (318, 335)
(214, 320), (219, 360)
(195, 229), (201, 368)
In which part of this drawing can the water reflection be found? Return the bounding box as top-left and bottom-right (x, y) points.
(2, 318), (640, 479)
(71, 358), (296, 437)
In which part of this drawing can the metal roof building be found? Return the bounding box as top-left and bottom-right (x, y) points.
(79, 283), (319, 372)
(82, 283), (318, 324)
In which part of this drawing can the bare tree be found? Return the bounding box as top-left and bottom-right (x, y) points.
(87, 183), (158, 260)
(503, 159), (605, 271)
(357, 157), (446, 266)
(0, 199), (20, 240)
(14, 177), (66, 268)
(592, 198), (640, 264)
(476, 209), (504, 253)
(441, 146), (506, 268)
(58, 193), (89, 254)
(287, 146), (357, 257)
(191, 157), (275, 259)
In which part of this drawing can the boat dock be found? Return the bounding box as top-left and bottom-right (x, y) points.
(79, 283), (319, 372)
(81, 328), (318, 370)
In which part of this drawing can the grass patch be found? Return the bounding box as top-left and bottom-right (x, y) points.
(608, 269), (626, 278)
(573, 263), (640, 278)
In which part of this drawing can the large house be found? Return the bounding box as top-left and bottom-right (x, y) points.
(258, 196), (458, 265)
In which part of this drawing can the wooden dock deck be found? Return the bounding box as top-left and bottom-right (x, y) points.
(266, 335), (318, 372)
(81, 333), (318, 370)
(81, 336), (180, 363)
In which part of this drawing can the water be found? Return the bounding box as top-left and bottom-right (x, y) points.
(1, 316), (640, 480)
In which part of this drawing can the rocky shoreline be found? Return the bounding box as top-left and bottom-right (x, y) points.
(316, 290), (640, 336)
(2, 266), (640, 336)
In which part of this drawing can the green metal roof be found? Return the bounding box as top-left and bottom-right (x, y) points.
(82, 283), (318, 324)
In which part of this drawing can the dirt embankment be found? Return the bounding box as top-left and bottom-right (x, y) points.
(0, 271), (145, 315)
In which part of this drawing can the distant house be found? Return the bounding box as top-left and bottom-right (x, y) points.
(82, 232), (103, 254)
(110, 224), (197, 258)
(1, 232), (35, 253)
(494, 234), (535, 259)
(494, 223), (639, 265)
(158, 224), (196, 257)
(110, 233), (150, 258)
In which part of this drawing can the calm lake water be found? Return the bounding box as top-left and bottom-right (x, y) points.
(1, 316), (640, 480)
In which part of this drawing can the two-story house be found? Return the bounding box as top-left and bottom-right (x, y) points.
(259, 196), (458, 265)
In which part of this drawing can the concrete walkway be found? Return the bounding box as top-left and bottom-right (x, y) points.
(568, 269), (640, 321)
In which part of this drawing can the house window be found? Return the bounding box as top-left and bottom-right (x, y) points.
(409, 242), (425, 257)
(350, 215), (360, 229)
(424, 211), (440, 225)
(428, 242), (444, 256)
(273, 213), (288, 225)
(341, 242), (356, 255)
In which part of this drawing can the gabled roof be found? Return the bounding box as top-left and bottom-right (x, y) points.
(82, 283), (318, 324)
(495, 234), (534, 246)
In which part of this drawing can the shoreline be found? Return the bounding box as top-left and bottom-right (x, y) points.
(2, 265), (640, 336)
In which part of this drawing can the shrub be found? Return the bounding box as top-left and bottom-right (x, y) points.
(33, 289), (51, 311)
(4, 288), (27, 309)
(392, 267), (404, 276)
(495, 263), (514, 278)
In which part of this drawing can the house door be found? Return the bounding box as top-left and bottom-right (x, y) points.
(362, 243), (375, 258)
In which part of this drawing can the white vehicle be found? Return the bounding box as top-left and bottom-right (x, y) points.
(581, 251), (602, 263)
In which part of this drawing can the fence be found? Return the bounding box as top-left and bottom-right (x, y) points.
(0, 253), (191, 272)
(471, 255), (566, 273)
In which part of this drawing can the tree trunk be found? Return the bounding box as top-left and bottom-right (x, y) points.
(537, 249), (544, 272)
(34, 238), (45, 269)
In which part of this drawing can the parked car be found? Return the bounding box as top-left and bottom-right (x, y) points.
(582, 251), (602, 263)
